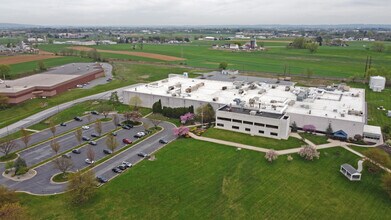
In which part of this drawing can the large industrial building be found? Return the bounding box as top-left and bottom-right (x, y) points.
(123, 74), (382, 142)
(0, 63), (104, 104)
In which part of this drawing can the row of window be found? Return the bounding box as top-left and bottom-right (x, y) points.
(217, 117), (279, 129)
(216, 124), (278, 136)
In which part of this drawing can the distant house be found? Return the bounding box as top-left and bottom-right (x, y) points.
(229, 44), (239, 50)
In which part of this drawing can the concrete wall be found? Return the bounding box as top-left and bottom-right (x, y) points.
(215, 110), (290, 140)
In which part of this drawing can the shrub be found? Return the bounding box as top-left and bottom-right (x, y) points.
(381, 173), (391, 198)
(303, 125), (316, 133)
(298, 145), (320, 160)
(287, 155), (293, 161)
(265, 150), (278, 163)
(364, 149), (391, 173)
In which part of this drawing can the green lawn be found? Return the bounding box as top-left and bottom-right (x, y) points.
(202, 128), (305, 150)
(8, 56), (93, 78)
(19, 139), (391, 219)
(0, 62), (193, 130)
(299, 132), (330, 145)
(348, 145), (391, 170)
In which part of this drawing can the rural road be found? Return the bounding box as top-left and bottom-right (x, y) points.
(0, 63), (142, 138)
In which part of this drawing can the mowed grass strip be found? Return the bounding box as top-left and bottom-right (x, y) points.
(202, 127), (305, 150)
(19, 139), (391, 219)
(299, 132), (330, 145)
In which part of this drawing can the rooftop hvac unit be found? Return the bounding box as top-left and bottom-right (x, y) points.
(285, 86), (290, 91)
(213, 97), (219, 101)
(249, 110), (257, 116)
(175, 83), (181, 88)
(258, 89), (266, 94)
(168, 86), (175, 90)
(222, 86), (227, 90)
(288, 100), (295, 106)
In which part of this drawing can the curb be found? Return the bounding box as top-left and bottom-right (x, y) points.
(2, 169), (37, 182)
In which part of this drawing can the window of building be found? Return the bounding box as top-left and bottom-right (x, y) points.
(259, 130), (264, 134)
(266, 124), (279, 129)
(270, 132), (278, 136)
(255, 122), (265, 127)
(232, 126), (239, 130)
(217, 123), (224, 127)
(245, 128), (251, 132)
(217, 117), (231, 121)
(232, 119), (242, 123)
(243, 121), (253, 125)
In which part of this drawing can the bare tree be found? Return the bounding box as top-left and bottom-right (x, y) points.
(74, 128), (83, 145)
(50, 140), (61, 155)
(106, 135), (119, 152)
(148, 113), (164, 128)
(87, 114), (92, 123)
(123, 112), (132, 122)
(94, 119), (102, 136)
(128, 96), (142, 111)
(86, 147), (95, 163)
(53, 157), (73, 176)
(0, 139), (17, 156)
(129, 111), (142, 123)
(112, 114), (120, 127)
(20, 128), (31, 149)
(98, 104), (112, 119)
(49, 119), (57, 137)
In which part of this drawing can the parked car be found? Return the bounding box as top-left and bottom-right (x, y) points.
(159, 139), (168, 144)
(82, 136), (91, 141)
(60, 122), (66, 126)
(122, 125), (132, 130)
(62, 154), (71, 159)
(118, 164), (127, 170)
(91, 111), (99, 115)
(122, 161), (132, 168)
(106, 77), (112, 82)
(96, 176), (108, 183)
(111, 132), (117, 136)
(82, 125), (90, 130)
(85, 158), (95, 164)
(74, 116), (83, 121)
(103, 149), (113, 154)
(134, 131), (146, 138)
(112, 167), (122, 173)
(89, 141), (97, 146)
(137, 152), (149, 158)
(72, 149), (81, 154)
(122, 138), (132, 144)
(91, 133), (99, 138)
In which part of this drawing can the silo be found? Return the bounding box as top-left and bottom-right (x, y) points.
(369, 76), (386, 92)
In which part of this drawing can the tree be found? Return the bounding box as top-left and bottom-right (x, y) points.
(303, 124), (316, 133)
(381, 173), (391, 198)
(123, 111), (132, 122)
(173, 126), (190, 137)
(67, 170), (97, 204)
(50, 140), (61, 155)
(290, 37), (306, 49)
(219, 62), (228, 70)
(94, 119), (102, 136)
(364, 149), (391, 173)
(20, 128), (31, 149)
(291, 121), (298, 132)
(0, 94), (9, 109)
(298, 145), (320, 160)
(97, 104), (112, 119)
(265, 150), (279, 163)
(87, 49), (101, 61)
(315, 36), (323, 46)
(129, 111), (142, 123)
(53, 157), (73, 176)
(148, 113), (165, 128)
(152, 99), (162, 113)
(49, 119), (56, 137)
(0, 64), (11, 79)
(0, 185), (18, 206)
(109, 91), (120, 106)
(0, 186), (26, 220)
(371, 42), (385, 52)
(196, 103), (215, 124)
(86, 146), (95, 164)
(0, 139), (17, 156)
(306, 42), (319, 53)
(87, 114), (92, 123)
(325, 123), (333, 137)
(106, 135), (119, 152)
(74, 128), (83, 145)
(13, 157), (28, 175)
(180, 112), (195, 124)
(112, 114), (120, 127)
(37, 61), (46, 71)
(128, 96), (142, 111)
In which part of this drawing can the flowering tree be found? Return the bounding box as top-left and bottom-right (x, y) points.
(265, 150), (278, 163)
(298, 145), (320, 160)
(173, 126), (190, 137)
(180, 112), (195, 124)
(303, 124), (316, 133)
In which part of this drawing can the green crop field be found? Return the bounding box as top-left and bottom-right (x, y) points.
(19, 138), (391, 219)
(8, 56), (93, 78)
(203, 127), (305, 150)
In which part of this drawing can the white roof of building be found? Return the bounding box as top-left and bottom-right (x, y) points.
(126, 76), (366, 122)
(363, 125), (382, 135)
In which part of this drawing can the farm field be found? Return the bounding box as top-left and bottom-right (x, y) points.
(0, 62), (195, 129)
(19, 138), (391, 219)
(202, 127), (305, 150)
(0, 54), (58, 65)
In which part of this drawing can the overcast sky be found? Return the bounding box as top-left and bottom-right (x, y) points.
(0, 0), (390, 26)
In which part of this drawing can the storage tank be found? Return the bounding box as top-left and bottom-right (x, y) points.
(369, 76), (386, 92)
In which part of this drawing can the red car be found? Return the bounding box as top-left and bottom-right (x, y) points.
(122, 138), (132, 144)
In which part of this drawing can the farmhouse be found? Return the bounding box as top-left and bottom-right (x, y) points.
(123, 75), (382, 142)
(0, 63), (105, 104)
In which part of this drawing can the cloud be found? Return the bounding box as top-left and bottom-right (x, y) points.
(0, 0), (390, 25)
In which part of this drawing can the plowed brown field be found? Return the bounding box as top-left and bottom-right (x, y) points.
(0, 54), (58, 65)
